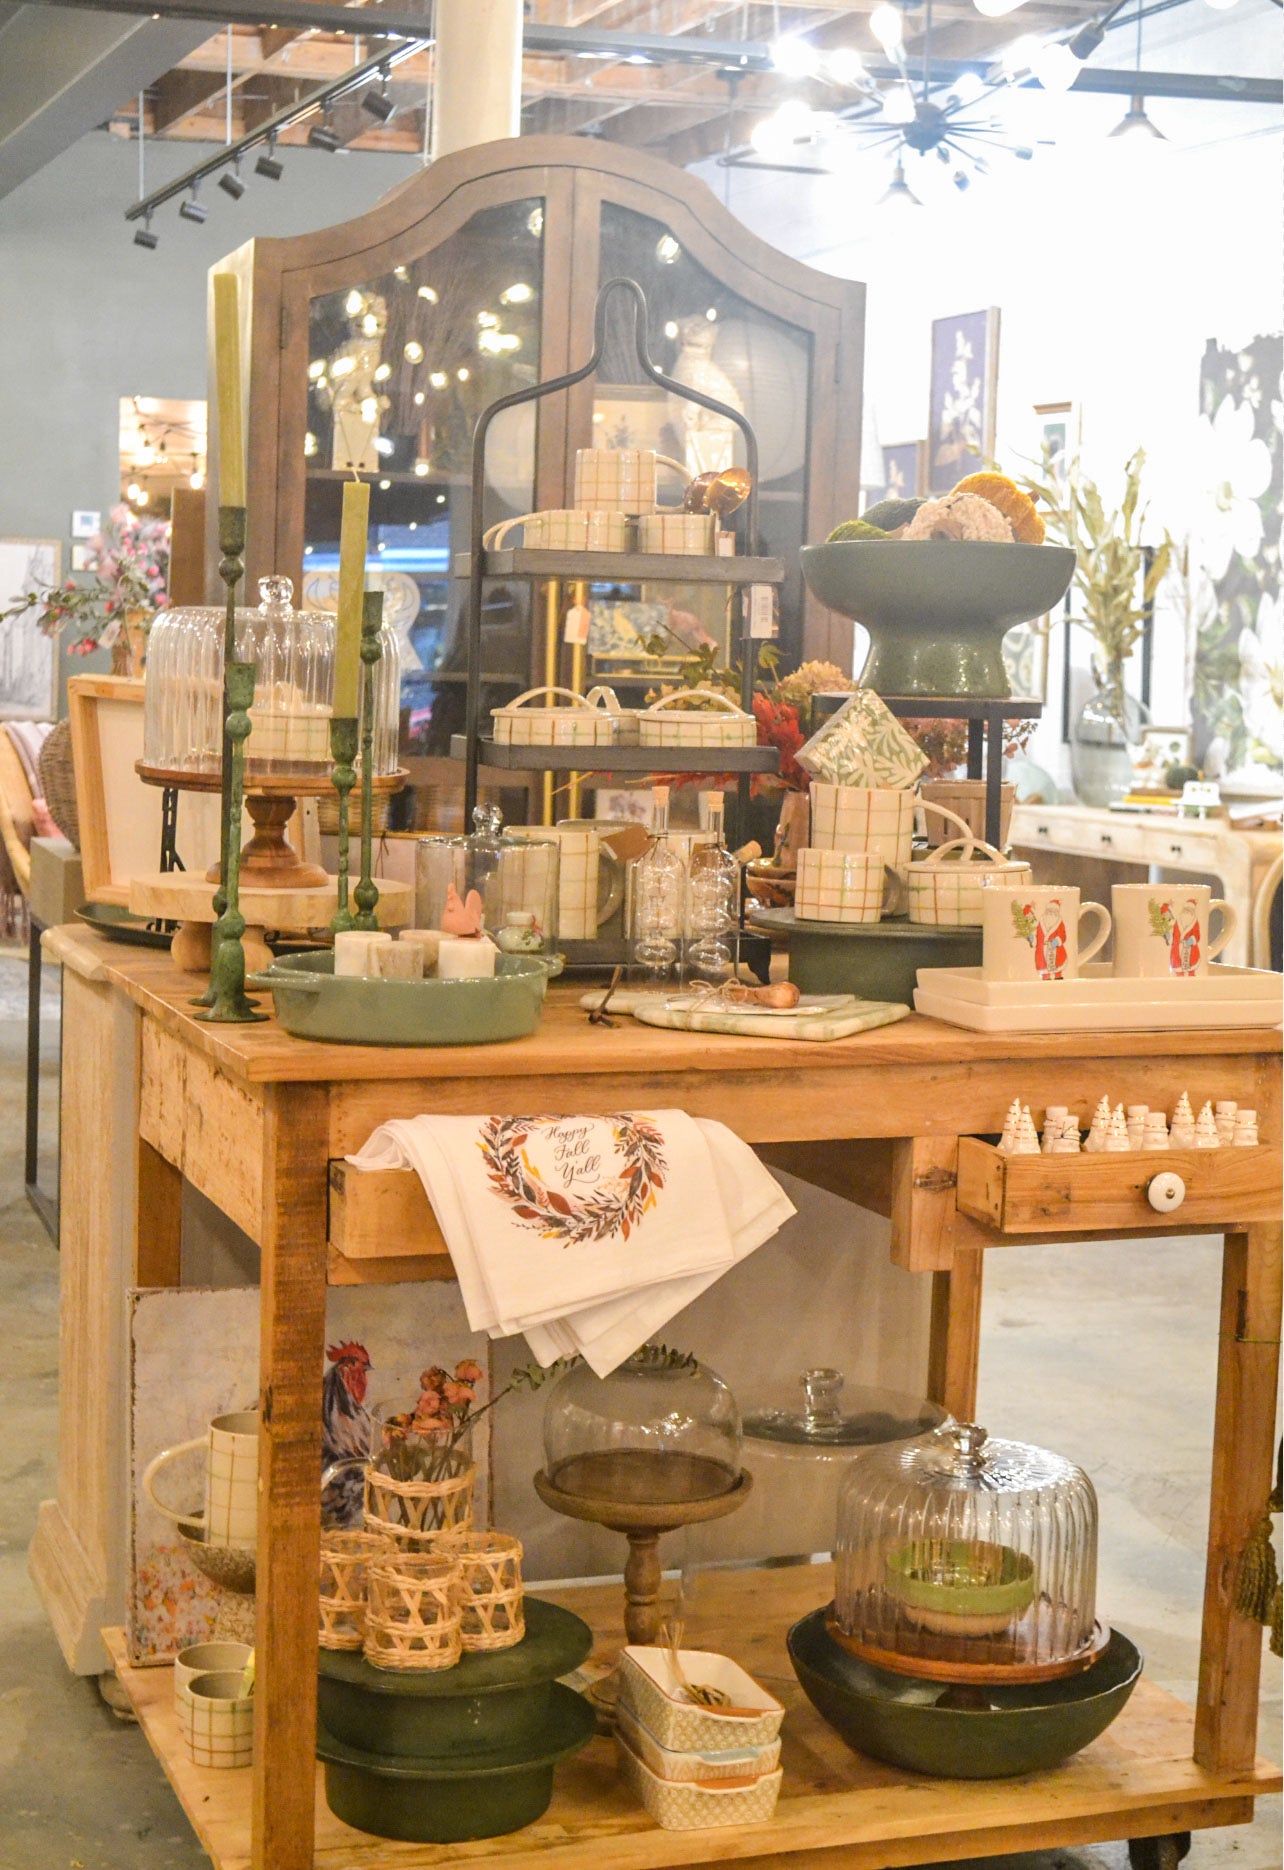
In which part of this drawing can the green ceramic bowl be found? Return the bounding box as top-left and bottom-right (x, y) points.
(317, 1598), (592, 1760)
(884, 1540), (1036, 1637)
(749, 908), (981, 1004)
(800, 541), (1076, 698)
(788, 1607), (1142, 1779)
(317, 1682), (596, 1843)
(247, 950), (560, 1046)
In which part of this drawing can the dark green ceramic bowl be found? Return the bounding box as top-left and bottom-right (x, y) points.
(749, 908), (981, 1004)
(788, 1607), (1142, 1779)
(317, 1682), (596, 1842)
(248, 950), (560, 1046)
(800, 541), (1075, 698)
(317, 1598), (592, 1760)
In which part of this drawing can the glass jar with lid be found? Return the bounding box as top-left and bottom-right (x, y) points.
(542, 1346), (742, 1507)
(415, 805), (559, 953)
(142, 575), (401, 783)
(833, 1423), (1099, 1682)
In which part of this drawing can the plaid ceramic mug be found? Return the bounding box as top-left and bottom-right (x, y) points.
(143, 1409), (260, 1551)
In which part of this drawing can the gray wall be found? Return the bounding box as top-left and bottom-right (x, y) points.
(0, 130), (420, 699)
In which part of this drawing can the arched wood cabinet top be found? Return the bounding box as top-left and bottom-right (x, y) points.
(219, 134), (865, 666)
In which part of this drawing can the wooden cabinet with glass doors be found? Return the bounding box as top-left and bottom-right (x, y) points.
(226, 134), (864, 830)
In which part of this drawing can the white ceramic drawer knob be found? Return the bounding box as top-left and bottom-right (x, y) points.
(1147, 1171), (1186, 1214)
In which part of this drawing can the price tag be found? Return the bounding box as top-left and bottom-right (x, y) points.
(746, 584), (776, 639)
(563, 603), (591, 646)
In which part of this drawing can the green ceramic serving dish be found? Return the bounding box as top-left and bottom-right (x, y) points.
(317, 1598), (592, 1760)
(749, 907), (981, 1004)
(884, 1540), (1036, 1638)
(317, 1682), (596, 1843)
(247, 950), (561, 1045)
(799, 541), (1075, 698)
(788, 1607), (1142, 1779)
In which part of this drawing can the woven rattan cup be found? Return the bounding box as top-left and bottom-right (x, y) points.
(363, 1458), (475, 1550)
(319, 1530), (391, 1650)
(364, 1552), (463, 1672)
(437, 1530), (525, 1652)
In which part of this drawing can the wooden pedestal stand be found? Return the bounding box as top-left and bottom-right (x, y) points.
(533, 1467), (752, 1646)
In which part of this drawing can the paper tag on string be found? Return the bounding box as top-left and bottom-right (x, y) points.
(746, 585), (776, 639)
(563, 604), (591, 646)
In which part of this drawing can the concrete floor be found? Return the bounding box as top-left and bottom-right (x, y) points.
(0, 951), (1278, 1870)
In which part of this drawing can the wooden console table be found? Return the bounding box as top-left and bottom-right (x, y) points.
(1011, 803), (1282, 968)
(30, 927), (1281, 1870)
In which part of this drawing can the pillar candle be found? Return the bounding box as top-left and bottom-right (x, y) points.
(212, 273), (246, 509)
(437, 935), (497, 979)
(334, 930), (392, 977)
(333, 478), (370, 716)
(377, 942), (424, 981)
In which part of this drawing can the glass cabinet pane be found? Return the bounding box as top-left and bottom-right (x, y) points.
(302, 197), (546, 823)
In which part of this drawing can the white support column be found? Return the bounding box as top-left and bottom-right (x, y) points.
(431, 0), (523, 160)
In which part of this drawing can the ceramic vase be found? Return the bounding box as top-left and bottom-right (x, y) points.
(1071, 658), (1149, 808)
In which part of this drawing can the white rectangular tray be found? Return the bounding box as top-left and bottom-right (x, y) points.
(917, 962), (1280, 1007)
(914, 982), (1282, 1033)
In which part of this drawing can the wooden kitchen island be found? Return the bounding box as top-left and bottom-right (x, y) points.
(30, 926), (1282, 1870)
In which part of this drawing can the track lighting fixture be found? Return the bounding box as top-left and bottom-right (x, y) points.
(218, 161), (245, 200)
(133, 214), (159, 250)
(255, 134), (284, 180)
(178, 185), (207, 223)
(362, 68), (396, 122)
(308, 111), (341, 151)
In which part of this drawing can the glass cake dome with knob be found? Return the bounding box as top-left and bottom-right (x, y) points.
(833, 1423), (1099, 1683)
(542, 1346), (742, 1507)
(142, 575), (401, 781)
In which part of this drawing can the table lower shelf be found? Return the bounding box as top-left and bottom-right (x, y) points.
(102, 1565), (1279, 1870)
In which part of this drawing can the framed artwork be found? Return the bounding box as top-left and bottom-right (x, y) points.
(928, 309), (1000, 493)
(880, 441), (926, 504)
(71, 510), (101, 538)
(1134, 725), (1193, 787)
(1002, 621), (1051, 703)
(1033, 401), (1078, 482)
(0, 537), (59, 717)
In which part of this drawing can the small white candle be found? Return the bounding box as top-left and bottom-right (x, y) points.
(334, 931), (393, 977)
(377, 942), (424, 980)
(399, 929), (444, 974)
(437, 936), (497, 980)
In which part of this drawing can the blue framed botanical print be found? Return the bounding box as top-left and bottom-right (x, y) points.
(928, 308), (1000, 492)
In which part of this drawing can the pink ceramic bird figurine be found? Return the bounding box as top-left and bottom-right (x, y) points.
(441, 884), (484, 937)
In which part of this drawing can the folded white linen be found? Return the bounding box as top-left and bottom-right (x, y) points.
(347, 1112), (794, 1375)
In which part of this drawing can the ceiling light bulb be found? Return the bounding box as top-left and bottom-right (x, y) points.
(825, 46), (865, 86)
(869, 4), (904, 53)
(664, 320), (679, 339)
(1032, 40), (1080, 91)
(655, 234), (681, 263)
(360, 313), (378, 338)
(331, 356), (355, 378)
(417, 285), (439, 303)
(772, 35), (820, 78)
(477, 311), (499, 328)
(1000, 34), (1041, 75)
(360, 397), (378, 424)
(879, 159), (923, 213)
(883, 82), (917, 124)
(308, 359), (326, 380)
(344, 290), (364, 316)
(751, 98), (818, 158)
(373, 363), (391, 382)
(413, 459), (429, 477)
(126, 481), (142, 501)
(393, 266), (409, 281)
(414, 391), (426, 405)
(379, 478), (391, 490)
(500, 282), (534, 304)
(304, 432), (317, 456)
(135, 490), (149, 505)
(374, 436), (393, 456)
(404, 341), (424, 363)
(189, 469), (205, 489)
(429, 371), (447, 388)
(456, 367), (469, 381)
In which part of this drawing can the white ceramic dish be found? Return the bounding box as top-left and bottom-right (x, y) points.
(614, 1702), (781, 1783)
(618, 1647), (784, 1753)
(917, 962), (1280, 1005)
(913, 983), (1282, 1033)
(616, 1732), (783, 1829)
(637, 689), (756, 750)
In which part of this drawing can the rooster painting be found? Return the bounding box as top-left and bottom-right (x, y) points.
(321, 1340), (373, 1529)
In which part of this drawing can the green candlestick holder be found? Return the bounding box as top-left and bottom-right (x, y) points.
(192, 503), (247, 1008)
(351, 591), (383, 934)
(197, 657), (267, 1024)
(329, 715), (359, 935)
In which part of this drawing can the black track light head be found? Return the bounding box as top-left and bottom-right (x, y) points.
(308, 115), (341, 151)
(255, 137), (284, 180)
(362, 71), (396, 122)
(133, 216), (159, 249)
(178, 188), (207, 223)
(1067, 17), (1106, 60)
(218, 164), (246, 199)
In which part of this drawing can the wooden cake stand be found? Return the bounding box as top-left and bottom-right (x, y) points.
(128, 872), (414, 973)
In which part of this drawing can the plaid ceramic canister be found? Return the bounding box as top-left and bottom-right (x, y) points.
(795, 848), (888, 924)
(636, 513), (716, 555)
(509, 825), (600, 940)
(808, 785), (915, 866)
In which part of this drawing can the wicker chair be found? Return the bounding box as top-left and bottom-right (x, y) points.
(0, 730), (36, 900)
(38, 719), (79, 849)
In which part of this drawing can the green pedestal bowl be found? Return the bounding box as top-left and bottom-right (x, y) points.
(788, 1607), (1142, 1780)
(749, 908), (981, 1004)
(800, 541), (1076, 699)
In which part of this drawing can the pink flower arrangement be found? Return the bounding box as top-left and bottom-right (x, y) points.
(0, 503), (171, 652)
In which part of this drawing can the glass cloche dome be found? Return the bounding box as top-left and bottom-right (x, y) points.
(142, 576), (400, 782)
(542, 1346), (742, 1507)
(833, 1423), (1098, 1682)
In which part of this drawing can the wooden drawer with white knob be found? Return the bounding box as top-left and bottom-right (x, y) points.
(955, 1136), (1280, 1235)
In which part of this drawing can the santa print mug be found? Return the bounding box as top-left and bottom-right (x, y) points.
(981, 885), (1111, 983)
(1111, 883), (1237, 978)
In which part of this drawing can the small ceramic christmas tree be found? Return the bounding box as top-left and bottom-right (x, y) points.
(1194, 1100), (1220, 1148)
(1015, 1105), (1041, 1154)
(1170, 1092), (1195, 1148)
(1106, 1105), (1131, 1152)
(999, 1098), (1023, 1153)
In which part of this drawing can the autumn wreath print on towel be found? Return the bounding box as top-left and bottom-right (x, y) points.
(480, 1114), (668, 1246)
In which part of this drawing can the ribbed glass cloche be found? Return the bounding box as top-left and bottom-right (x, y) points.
(833, 1423), (1098, 1682)
(542, 1346), (742, 1507)
(142, 575), (400, 782)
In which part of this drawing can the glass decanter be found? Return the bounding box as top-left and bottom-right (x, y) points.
(686, 789), (739, 975)
(631, 785), (686, 977)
